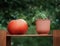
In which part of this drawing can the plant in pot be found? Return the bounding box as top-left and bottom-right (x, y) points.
(33, 10), (50, 34)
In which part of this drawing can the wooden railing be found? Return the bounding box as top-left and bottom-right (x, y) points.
(0, 30), (60, 46)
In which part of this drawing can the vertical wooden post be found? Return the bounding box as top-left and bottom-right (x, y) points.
(0, 30), (6, 46)
(53, 30), (60, 46)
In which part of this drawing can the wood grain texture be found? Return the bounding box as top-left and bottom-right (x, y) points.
(0, 30), (6, 46)
(53, 30), (60, 46)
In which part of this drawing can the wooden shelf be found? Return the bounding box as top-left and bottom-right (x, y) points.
(7, 34), (53, 37)
(1, 30), (60, 46)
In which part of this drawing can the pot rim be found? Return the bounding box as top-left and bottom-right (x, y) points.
(36, 18), (50, 21)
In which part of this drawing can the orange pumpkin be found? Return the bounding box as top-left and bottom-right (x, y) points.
(7, 19), (28, 34)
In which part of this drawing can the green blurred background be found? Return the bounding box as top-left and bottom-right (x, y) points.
(0, 0), (60, 46)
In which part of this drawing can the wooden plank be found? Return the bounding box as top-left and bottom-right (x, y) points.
(0, 30), (6, 46)
(7, 34), (52, 37)
(53, 30), (60, 46)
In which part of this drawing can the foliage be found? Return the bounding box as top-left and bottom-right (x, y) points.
(0, 0), (60, 29)
(12, 37), (52, 46)
(0, 0), (60, 46)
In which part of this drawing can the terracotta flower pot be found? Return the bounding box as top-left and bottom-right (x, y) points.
(36, 19), (50, 34)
